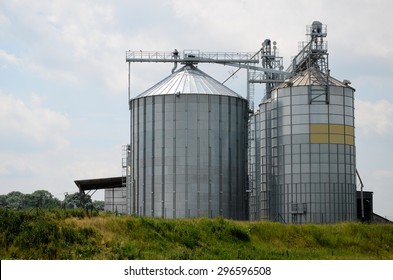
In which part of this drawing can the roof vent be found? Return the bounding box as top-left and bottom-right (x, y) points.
(284, 79), (293, 86)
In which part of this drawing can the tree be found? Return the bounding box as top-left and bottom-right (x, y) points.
(63, 192), (92, 209)
(0, 194), (6, 207)
(0, 190), (105, 212)
(92, 200), (104, 211)
(3, 191), (26, 210)
(0, 190), (62, 210)
(29, 190), (61, 209)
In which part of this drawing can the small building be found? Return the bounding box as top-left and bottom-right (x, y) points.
(356, 191), (392, 223)
(74, 177), (126, 213)
(356, 190), (373, 222)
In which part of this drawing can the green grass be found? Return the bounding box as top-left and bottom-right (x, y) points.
(1, 209), (392, 259)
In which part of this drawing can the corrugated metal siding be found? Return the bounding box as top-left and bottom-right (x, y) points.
(129, 66), (248, 219)
(253, 70), (356, 223)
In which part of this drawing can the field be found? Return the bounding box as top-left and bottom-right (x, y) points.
(1, 209), (392, 260)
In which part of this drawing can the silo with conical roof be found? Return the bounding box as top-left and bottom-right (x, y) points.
(127, 65), (249, 219)
(256, 68), (357, 223)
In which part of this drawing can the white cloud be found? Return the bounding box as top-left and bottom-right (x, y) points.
(1, 1), (126, 93)
(372, 169), (393, 179)
(0, 92), (70, 150)
(0, 49), (20, 65)
(355, 99), (393, 136)
(65, 147), (122, 180)
(361, 169), (393, 220)
(2, 0), (393, 97)
(0, 11), (10, 25)
(0, 144), (120, 200)
(332, 0), (393, 60)
(0, 91), (71, 193)
(0, 154), (36, 178)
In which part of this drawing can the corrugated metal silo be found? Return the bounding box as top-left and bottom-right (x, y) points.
(256, 68), (357, 223)
(127, 65), (249, 219)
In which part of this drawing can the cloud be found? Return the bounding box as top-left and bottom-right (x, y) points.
(363, 169), (393, 220)
(0, 92), (70, 151)
(355, 99), (393, 136)
(0, 49), (20, 65)
(0, 94), (120, 198)
(3, 0), (393, 97)
(0, 154), (36, 179)
(329, 0), (393, 60)
(0, 143), (121, 200)
(1, 1), (126, 93)
(0, 91), (70, 192)
(372, 169), (393, 179)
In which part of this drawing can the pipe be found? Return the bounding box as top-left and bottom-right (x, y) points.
(172, 49), (179, 73)
(171, 61), (177, 73)
(356, 169), (365, 220)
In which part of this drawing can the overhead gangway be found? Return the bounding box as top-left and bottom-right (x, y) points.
(126, 50), (260, 64)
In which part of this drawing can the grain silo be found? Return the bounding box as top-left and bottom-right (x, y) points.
(127, 64), (249, 219)
(247, 21), (357, 223)
(102, 20), (360, 223)
(254, 68), (357, 223)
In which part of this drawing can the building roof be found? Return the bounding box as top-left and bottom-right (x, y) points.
(74, 176), (123, 192)
(134, 64), (245, 99)
(275, 68), (355, 89)
(373, 213), (393, 223)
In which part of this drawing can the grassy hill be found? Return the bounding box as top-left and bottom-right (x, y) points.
(1, 209), (393, 259)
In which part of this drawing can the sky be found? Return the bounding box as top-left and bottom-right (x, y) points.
(0, 0), (392, 220)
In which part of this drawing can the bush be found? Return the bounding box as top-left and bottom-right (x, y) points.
(1, 210), (393, 260)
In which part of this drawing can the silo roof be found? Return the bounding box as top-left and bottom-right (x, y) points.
(134, 65), (245, 99)
(275, 68), (354, 89)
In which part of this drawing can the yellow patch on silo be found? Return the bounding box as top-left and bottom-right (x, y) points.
(310, 134), (329, 143)
(310, 124), (329, 134)
(330, 124), (345, 134)
(345, 126), (354, 136)
(310, 124), (354, 145)
(345, 135), (355, 145)
(329, 134), (345, 144)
